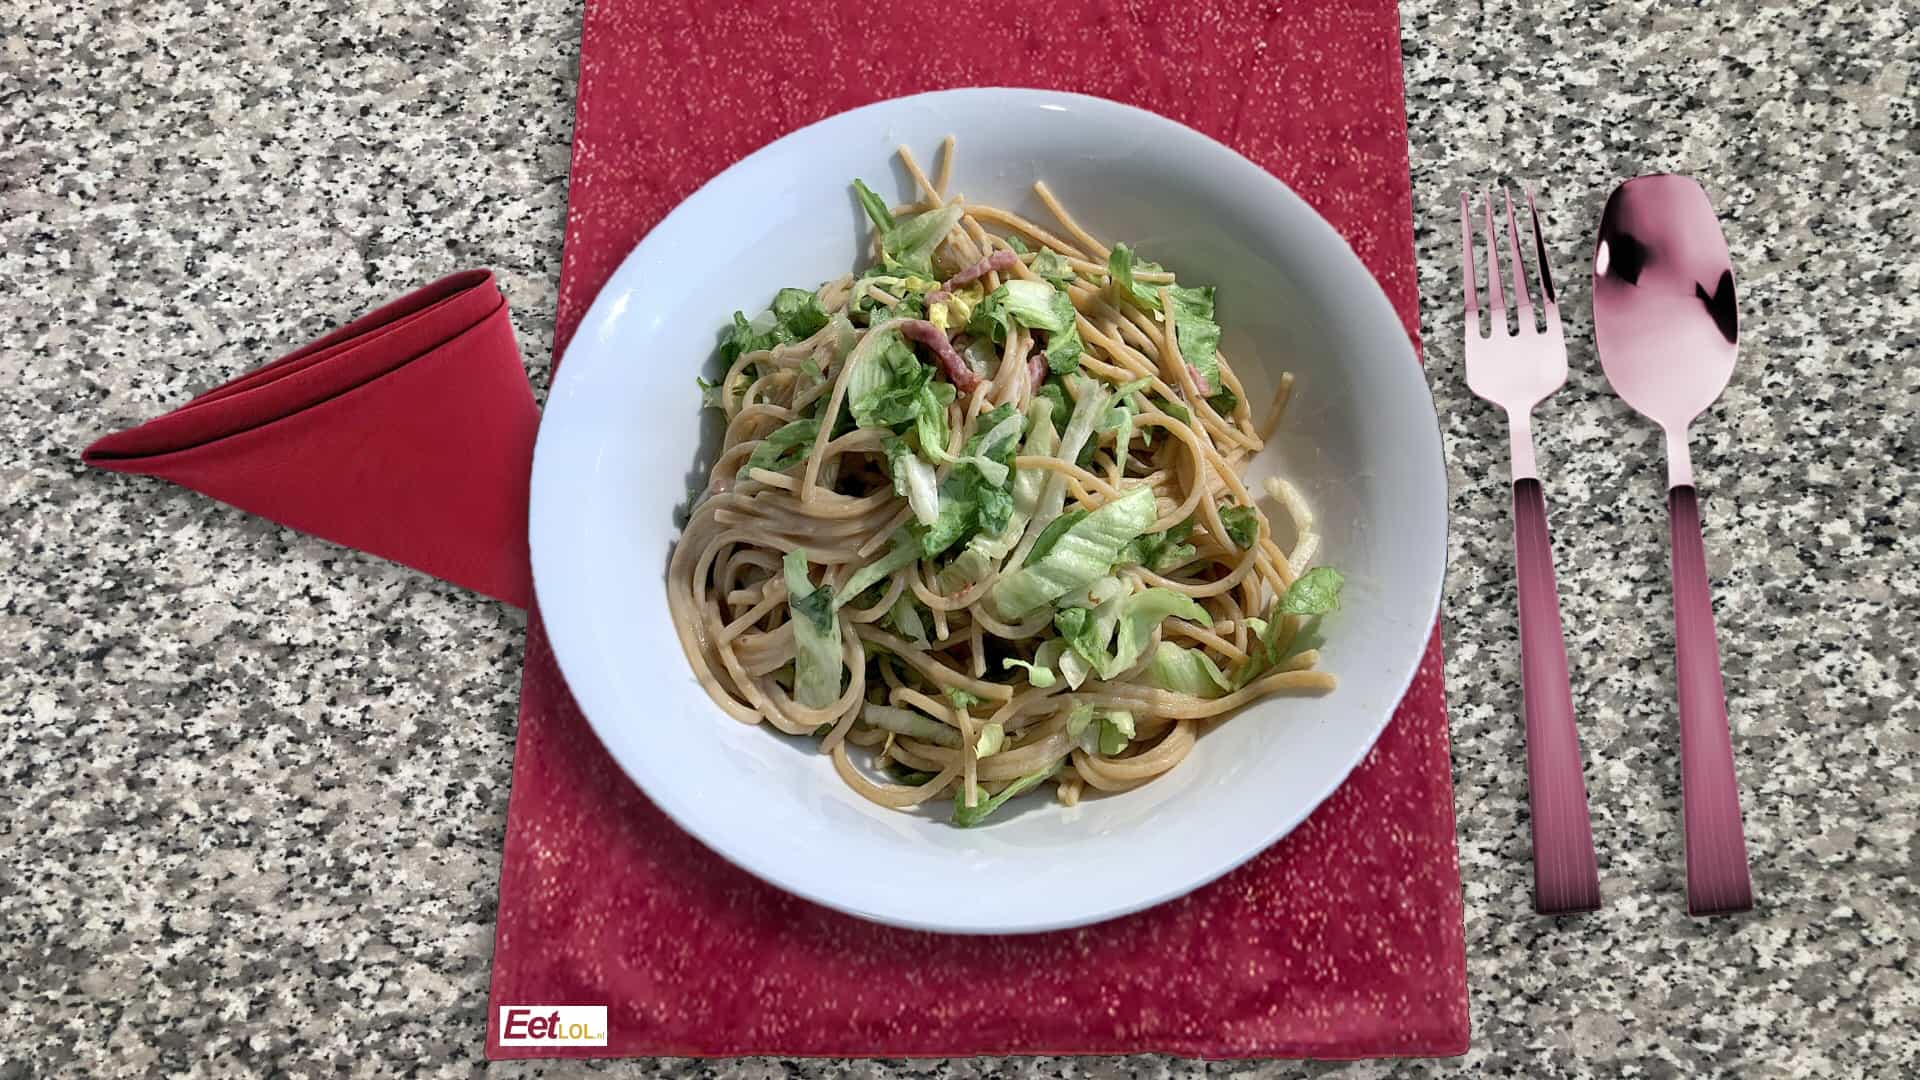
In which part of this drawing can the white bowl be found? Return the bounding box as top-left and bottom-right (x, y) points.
(530, 89), (1446, 934)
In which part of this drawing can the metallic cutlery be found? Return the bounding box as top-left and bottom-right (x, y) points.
(1458, 188), (1603, 916)
(1592, 175), (1754, 916)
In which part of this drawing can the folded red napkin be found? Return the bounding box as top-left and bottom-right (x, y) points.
(83, 270), (538, 608)
(488, 0), (1467, 1062)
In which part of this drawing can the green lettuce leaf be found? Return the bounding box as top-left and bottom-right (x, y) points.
(961, 396), (1060, 568)
(1023, 508), (1089, 566)
(952, 763), (1061, 827)
(783, 550), (842, 707)
(974, 722), (1006, 758)
(944, 687), (983, 711)
(720, 309), (785, 364)
(835, 531), (923, 609)
(885, 594), (931, 647)
(1119, 516), (1197, 573)
(1106, 588), (1211, 678)
(1147, 641), (1232, 698)
(846, 329), (935, 429)
(1105, 243), (1165, 310)
(1219, 504), (1260, 549)
(1280, 566), (1345, 615)
(1066, 704), (1135, 756)
(916, 405), (1024, 558)
(851, 179), (964, 275)
(1168, 285), (1222, 396)
(968, 279), (1081, 375)
(772, 287), (830, 338)
(1001, 657), (1056, 688)
(988, 484), (1158, 620)
(745, 418), (820, 475)
(1031, 248), (1075, 287)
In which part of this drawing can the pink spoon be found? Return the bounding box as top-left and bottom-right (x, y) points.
(1591, 175), (1753, 916)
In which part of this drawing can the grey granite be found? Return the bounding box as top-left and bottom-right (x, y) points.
(2, 0), (1914, 1076)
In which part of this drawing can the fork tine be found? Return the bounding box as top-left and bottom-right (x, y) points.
(1481, 188), (1506, 319)
(1458, 191), (1480, 331)
(1503, 188), (1534, 318)
(1526, 187), (1557, 309)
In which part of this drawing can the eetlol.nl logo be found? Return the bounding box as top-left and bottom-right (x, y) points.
(497, 1005), (608, 1047)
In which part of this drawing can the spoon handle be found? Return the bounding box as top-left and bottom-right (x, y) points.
(1667, 485), (1754, 915)
(1512, 479), (1601, 915)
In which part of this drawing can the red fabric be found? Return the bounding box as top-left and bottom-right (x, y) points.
(488, 0), (1466, 1062)
(83, 270), (537, 607)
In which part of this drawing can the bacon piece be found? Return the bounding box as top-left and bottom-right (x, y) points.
(1029, 352), (1047, 391)
(898, 319), (981, 394)
(1187, 363), (1212, 396)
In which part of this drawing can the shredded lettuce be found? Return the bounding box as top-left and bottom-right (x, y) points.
(968, 279), (1084, 375)
(1031, 248), (1075, 287)
(1147, 641), (1233, 697)
(843, 328), (955, 444)
(1067, 705), (1136, 756)
(1015, 377), (1113, 551)
(1106, 243), (1227, 405)
(849, 267), (931, 324)
(975, 722), (1007, 759)
(851, 179), (965, 276)
(930, 405), (1022, 487)
(944, 687), (982, 711)
(988, 484), (1157, 620)
(1035, 636), (1091, 690)
(1107, 588), (1211, 678)
(885, 594), (931, 646)
(952, 763), (1061, 827)
(1005, 235), (1030, 255)
(1119, 517), (1197, 573)
(720, 309), (784, 364)
(1167, 285), (1223, 399)
(861, 703), (959, 747)
(783, 550), (842, 708)
(1281, 566), (1346, 615)
(772, 287), (830, 338)
(719, 287), (831, 366)
(1001, 657), (1056, 688)
(885, 436), (941, 525)
(1229, 570), (1337, 689)
(1219, 504), (1260, 549)
(916, 405), (1024, 558)
(744, 418), (820, 475)
(1105, 243), (1166, 311)
(696, 375), (725, 410)
(962, 396), (1059, 565)
(1052, 585), (1208, 680)
(835, 531), (922, 609)
(1023, 508), (1088, 566)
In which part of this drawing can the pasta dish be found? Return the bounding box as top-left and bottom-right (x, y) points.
(668, 140), (1342, 827)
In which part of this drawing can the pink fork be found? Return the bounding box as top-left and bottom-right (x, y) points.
(1458, 188), (1602, 915)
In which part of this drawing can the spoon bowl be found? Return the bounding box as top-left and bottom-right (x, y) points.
(1592, 175), (1739, 487)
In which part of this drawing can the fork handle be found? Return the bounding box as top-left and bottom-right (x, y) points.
(1512, 478), (1601, 915)
(1667, 485), (1754, 915)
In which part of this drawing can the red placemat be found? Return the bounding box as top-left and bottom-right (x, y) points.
(487, 0), (1466, 1060)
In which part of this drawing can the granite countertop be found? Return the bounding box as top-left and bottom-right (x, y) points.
(4, 0), (1914, 1076)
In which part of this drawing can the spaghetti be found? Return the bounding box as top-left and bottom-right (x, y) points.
(668, 140), (1343, 827)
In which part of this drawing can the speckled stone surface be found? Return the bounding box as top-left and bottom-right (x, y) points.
(3, 0), (1914, 1076)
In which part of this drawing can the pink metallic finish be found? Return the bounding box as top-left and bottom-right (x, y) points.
(1458, 187), (1601, 916)
(1592, 175), (1753, 916)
